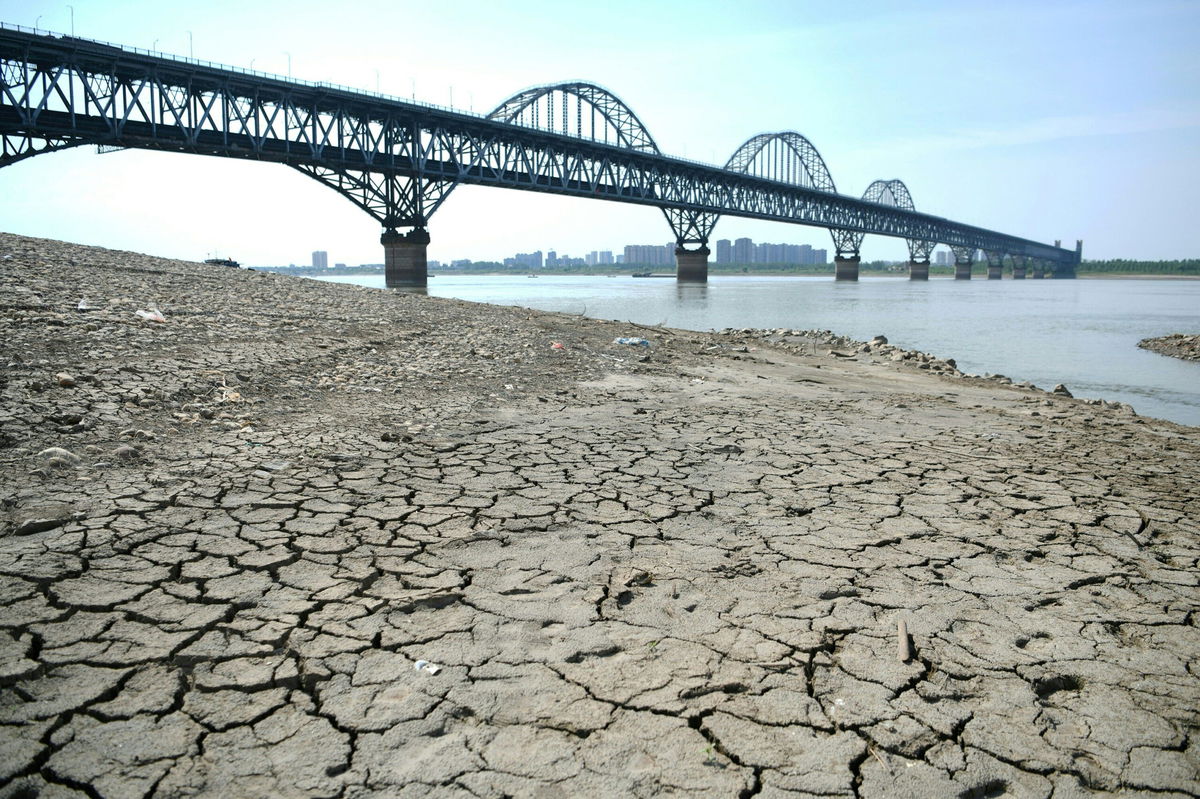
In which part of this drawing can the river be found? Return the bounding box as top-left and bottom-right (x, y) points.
(308, 273), (1200, 427)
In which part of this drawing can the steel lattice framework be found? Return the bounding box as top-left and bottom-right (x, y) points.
(843, 179), (936, 262)
(0, 27), (1076, 265)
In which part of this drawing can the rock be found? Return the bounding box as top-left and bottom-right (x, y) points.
(13, 514), (70, 535)
(112, 445), (140, 460)
(870, 335), (888, 346)
(37, 447), (81, 467)
(56, 372), (76, 387)
(1052, 384), (1073, 397)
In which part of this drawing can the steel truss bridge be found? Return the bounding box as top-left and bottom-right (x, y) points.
(0, 25), (1079, 284)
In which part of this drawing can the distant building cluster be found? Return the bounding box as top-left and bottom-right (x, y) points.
(623, 244), (676, 266)
(299, 236), (830, 271)
(714, 238), (827, 266)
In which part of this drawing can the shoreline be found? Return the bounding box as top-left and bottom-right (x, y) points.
(1, 232), (1197, 796)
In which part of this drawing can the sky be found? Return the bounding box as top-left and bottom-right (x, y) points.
(1, 0), (1197, 266)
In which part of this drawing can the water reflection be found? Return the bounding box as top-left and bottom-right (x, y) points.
(674, 282), (709, 309)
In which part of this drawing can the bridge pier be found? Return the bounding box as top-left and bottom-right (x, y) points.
(1012, 256), (1027, 280)
(984, 250), (1004, 280)
(954, 259), (973, 280)
(908, 260), (929, 280)
(675, 245), (709, 283)
(1031, 260), (1045, 279)
(382, 228), (430, 289)
(834, 255), (860, 281)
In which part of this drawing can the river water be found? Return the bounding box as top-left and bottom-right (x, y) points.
(309, 273), (1200, 427)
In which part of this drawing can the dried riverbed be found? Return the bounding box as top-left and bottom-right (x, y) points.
(1, 232), (1197, 798)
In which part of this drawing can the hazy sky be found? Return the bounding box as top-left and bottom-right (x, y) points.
(1, 0), (1197, 265)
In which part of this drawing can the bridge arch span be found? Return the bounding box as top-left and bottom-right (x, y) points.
(487, 82), (660, 154)
(842, 178), (936, 271)
(724, 132), (836, 192)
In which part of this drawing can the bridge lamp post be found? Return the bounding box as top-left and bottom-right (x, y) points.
(66, 5), (73, 35)
(374, 68), (380, 92)
(34, 15), (42, 30)
(284, 51), (291, 78)
(187, 30), (193, 58)
(152, 39), (159, 52)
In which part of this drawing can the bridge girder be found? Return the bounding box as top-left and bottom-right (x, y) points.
(0, 27), (1076, 265)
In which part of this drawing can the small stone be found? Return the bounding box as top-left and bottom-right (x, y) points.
(56, 372), (76, 387)
(14, 515), (69, 535)
(1052, 384), (1073, 397)
(113, 445), (140, 460)
(38, 447), (81, 467)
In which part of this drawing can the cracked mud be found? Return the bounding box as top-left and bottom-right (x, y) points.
(1, 232), (1197, 798)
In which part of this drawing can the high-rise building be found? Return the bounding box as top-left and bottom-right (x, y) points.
(311, 250), (328, 269)
(733, 237), (754, 264)
(715, 239), (732, 264)
(599, 251), (614, 265)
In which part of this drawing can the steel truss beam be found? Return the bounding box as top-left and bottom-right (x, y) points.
(0, 28), (1076, 265)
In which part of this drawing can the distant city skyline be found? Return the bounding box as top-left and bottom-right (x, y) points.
(284, 235), (834, 270)
(1, 1), (1196, 264)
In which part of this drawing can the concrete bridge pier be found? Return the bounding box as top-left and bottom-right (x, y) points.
(1031, 260), (1045, 279)
(675, 244), (709, 283)
(908, 260), (930, 280)
(382, 228), (430, 289)
(1012, 256), (1027, 280)
(954, 258), (973, 280)
(985, 250), (1004, 280)
(834, 255), (860, 281)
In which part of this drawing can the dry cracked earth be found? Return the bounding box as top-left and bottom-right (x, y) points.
(1, 232), (1198, 798)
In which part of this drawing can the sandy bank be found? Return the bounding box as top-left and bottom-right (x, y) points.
(1, 232), (1197, 797)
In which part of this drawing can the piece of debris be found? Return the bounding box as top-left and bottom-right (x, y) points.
(136, 308), (166, 323)
(413, 659), (442, 675)
(897, 618), (911, 662)
(614, 337), (651, 347)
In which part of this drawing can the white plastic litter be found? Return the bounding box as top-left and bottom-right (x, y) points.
(413, 660), (442, 675)
(613, 337), (651, 347)
(135, 308), (166, 323)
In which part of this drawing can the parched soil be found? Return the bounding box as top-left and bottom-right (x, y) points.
(1139, 333), (1200, 363)
(1, 232), (1197, 798)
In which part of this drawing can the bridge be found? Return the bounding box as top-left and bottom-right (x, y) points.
(0, 25), (1081, 288)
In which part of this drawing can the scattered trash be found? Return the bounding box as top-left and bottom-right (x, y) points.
(613, 337), (651, 347)
(76, 297), (97, 312)
(897, 618), (911, 662)
(135, 308), (166, 323)
(413, 659), (442, 675)
(550, 342), (564, 350)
